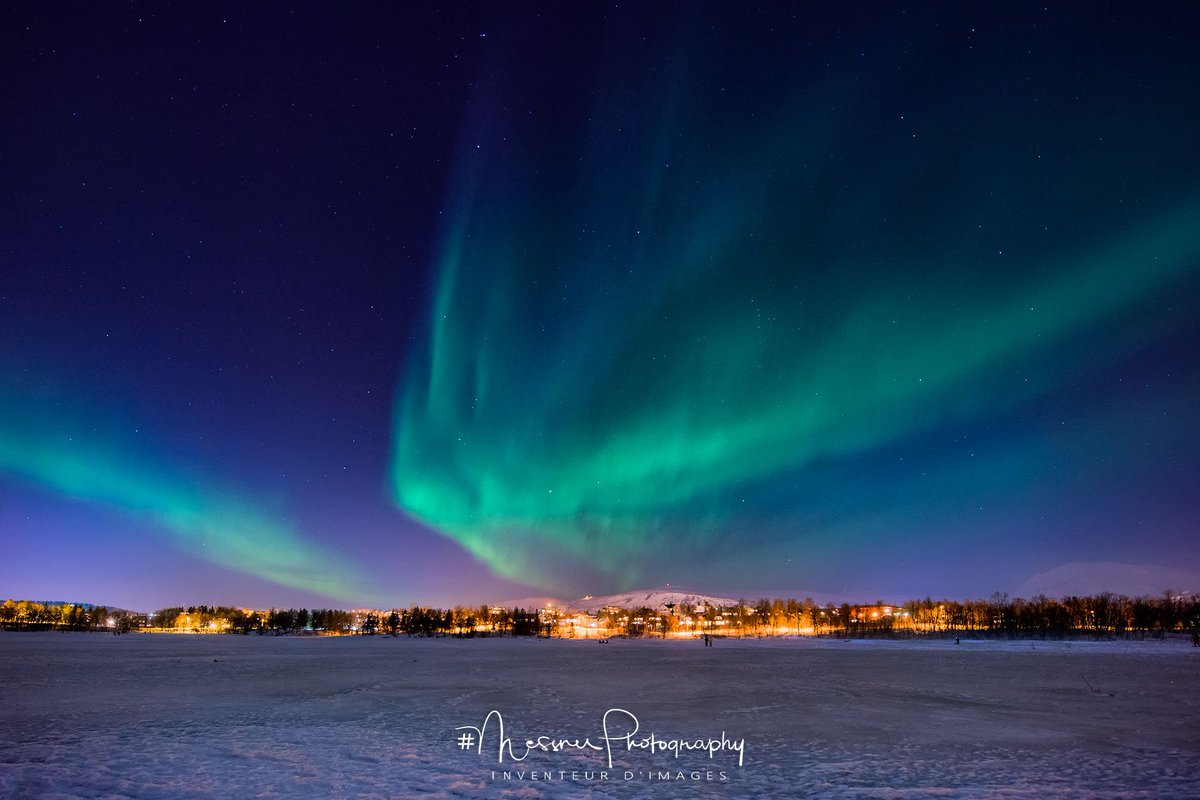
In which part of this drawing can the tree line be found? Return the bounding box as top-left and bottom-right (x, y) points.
(3, 592), (1197, 639)
(142, 605), (551, 636)
(0, 599), (144, 633)
(847, 592), (1200, 639)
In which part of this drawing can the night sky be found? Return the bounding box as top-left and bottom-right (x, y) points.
(3, 3), (1198, 610)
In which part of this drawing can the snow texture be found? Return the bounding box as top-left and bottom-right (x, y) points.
(1, 633), (1196, 799)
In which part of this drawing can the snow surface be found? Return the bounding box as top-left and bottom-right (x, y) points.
(1, 632), (1197, 799)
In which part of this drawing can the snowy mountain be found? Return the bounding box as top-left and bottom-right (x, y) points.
(494, 585), (878, 613)
(564, 587), (741, 613)
(1013, 562), (1200, 599)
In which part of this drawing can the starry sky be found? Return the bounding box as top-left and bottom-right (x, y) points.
(2, 3), (1198, 610)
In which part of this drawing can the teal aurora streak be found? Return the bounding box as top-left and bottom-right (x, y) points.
(391, 32), (1200, 592)
(0, 391), (364, 600)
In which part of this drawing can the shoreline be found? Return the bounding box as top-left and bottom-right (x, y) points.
(3, 628), (1196, 652)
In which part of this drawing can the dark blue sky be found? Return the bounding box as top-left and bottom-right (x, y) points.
(2, 3), (1198, 610)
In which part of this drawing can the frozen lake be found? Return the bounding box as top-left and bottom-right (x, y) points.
(1, 633), (1196, 799)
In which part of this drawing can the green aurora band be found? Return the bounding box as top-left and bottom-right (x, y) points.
(0, 390), (364, 600)
(391, 32), (1200, 592)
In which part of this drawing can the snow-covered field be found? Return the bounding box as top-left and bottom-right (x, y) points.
(1, 633), (1196, 799)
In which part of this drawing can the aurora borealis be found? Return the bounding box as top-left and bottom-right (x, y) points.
(3, 4), (1199, 608)
(393, 190), (1200, 592)
(0, 387), (365, 599)
(389, 5), (1200, 593)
